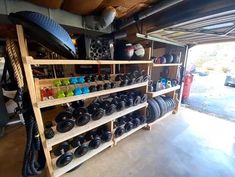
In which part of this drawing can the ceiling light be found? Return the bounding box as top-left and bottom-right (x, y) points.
(203, 22), (234, 30)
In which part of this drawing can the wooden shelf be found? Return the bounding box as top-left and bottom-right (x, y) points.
(147, 111), (173, 129)
(46, 102), (148, 148)
(26, 56), (152, 65)
(147, 85), (180, 98)
(114, 123), (147, 144)
(37, 82), (148, 108)
(152, 63), (181, 67)
(52, 141), (113, 177)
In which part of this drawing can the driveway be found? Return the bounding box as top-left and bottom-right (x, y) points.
(183, 71), (235, 122)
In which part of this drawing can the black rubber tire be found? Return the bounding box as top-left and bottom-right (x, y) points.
(146, 98), (161, 123)
(154, 96), (167, 117)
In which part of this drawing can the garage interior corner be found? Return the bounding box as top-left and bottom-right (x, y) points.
(1, 107), (235, 177)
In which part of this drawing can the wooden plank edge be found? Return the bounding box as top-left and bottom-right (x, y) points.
(114, 123), (147, 145)
(152, 63), (182, 67)
(53, 141), (113, 177)
(46, 102), (148, 148)
(26, 56), (152, 65)
(147, 85), (181, 98)
(146, 111), (173, 130)
(38, 82), (148, 108)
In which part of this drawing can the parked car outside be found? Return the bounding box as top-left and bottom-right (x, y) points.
(224, 70), (235, 87)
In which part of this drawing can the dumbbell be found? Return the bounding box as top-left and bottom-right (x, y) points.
(104, 74), (111, 80)
(73, 107), (91, 126)
(104, 83), (111, 90)
(111, 82), (118, 88)
(121, 95), (134, 107)
(91, 75), (98, 82)
(101, 100), (116, 115)
(114, 116), (126, 127)
(124, 121), (133, 132)
(115, 74), (128, 87)
(55, 111), (75, 133)
(97, 84), (104, 91)
(89, 85), (97, 92)
(85, 130), (101, 149)
(87, 102), (105, 120)
(54, 142), (73, 168)
(44, 121), (55, 139)
(98, 74), (105, 81)
(84, 75), (92, 82)
(131, 117), (141, 128)
(111, 97), (125, 111)
(114, 126), (125, 138)
(70, 136), (89, 158)
(97, 125), (112, 142)
(81, 87), (90, 94)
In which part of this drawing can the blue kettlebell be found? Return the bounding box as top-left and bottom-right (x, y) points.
(70, 77), (78, 84)
(77, 76), (85, 84)
(81, 87), (90, 94)
(74, 87), (82, 95)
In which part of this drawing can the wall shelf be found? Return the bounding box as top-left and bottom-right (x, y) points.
(147, 85), (180, 98)
(147, 111), (173, 130)
(152, 63), (182, 67)
(26, 56), (152, 65)
(37, 82), (148, 108)
(114, 123), (147, 144)
(46, 102), (148, 148)
(52, 141), (113, 177)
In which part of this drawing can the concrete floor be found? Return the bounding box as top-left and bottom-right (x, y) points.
(0, 107), (235, 177)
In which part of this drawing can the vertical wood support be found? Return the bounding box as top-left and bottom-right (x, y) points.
(175, 45), (189, 112)
(16, 25), (54, 177)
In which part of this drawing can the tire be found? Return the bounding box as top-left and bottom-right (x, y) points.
(146, 98), (161, 123)
(154, 96), (167, 116)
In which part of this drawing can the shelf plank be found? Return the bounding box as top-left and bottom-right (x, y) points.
(37, 82), (148, 108)
(114, 123), (147, 144)
(26, 56), (152, 65)
(46, 102), (148, 148)
(152, 63), (181, 67)
(53, 141), (113, 177)
(147, 111), (173, 129)
(147, 85), (180, 98)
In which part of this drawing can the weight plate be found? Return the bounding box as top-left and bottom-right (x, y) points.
(101, 131), (112, 142)
(114, 127), (125, 138)
(146, 98), (161, 123)
(55, 111), (73, 123)
(89, 137), (101, 149)
(56, 119), (75, 133)
(53, 142), (70, 157)
(75, 113), (91, 126)
(74, 145), (89, 158)
(56, 152), (73, 168)
(92, 108), (105, 120)
(124, 122), (133, 132)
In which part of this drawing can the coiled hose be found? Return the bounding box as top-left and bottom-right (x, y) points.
(6, 39), (45, 176)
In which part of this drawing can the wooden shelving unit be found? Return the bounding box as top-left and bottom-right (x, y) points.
(16, 26), (151, 177)
(147, 85), (181, 98)
(47, 102), (148, 148)
(135, 33), (187, 129)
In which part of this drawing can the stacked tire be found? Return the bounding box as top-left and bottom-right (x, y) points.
(146, 96), (176, 123)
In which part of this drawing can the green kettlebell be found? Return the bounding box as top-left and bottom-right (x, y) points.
(56, 90), (65, 98)
(62, 79), (70, 86)
(53, 80), (62, 87)
(66, 90), (74, 97)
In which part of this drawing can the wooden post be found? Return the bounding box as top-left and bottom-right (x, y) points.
(16, 25), (54, 177)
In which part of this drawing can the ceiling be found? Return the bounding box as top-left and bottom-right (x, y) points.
(27, 0), (158, 19)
